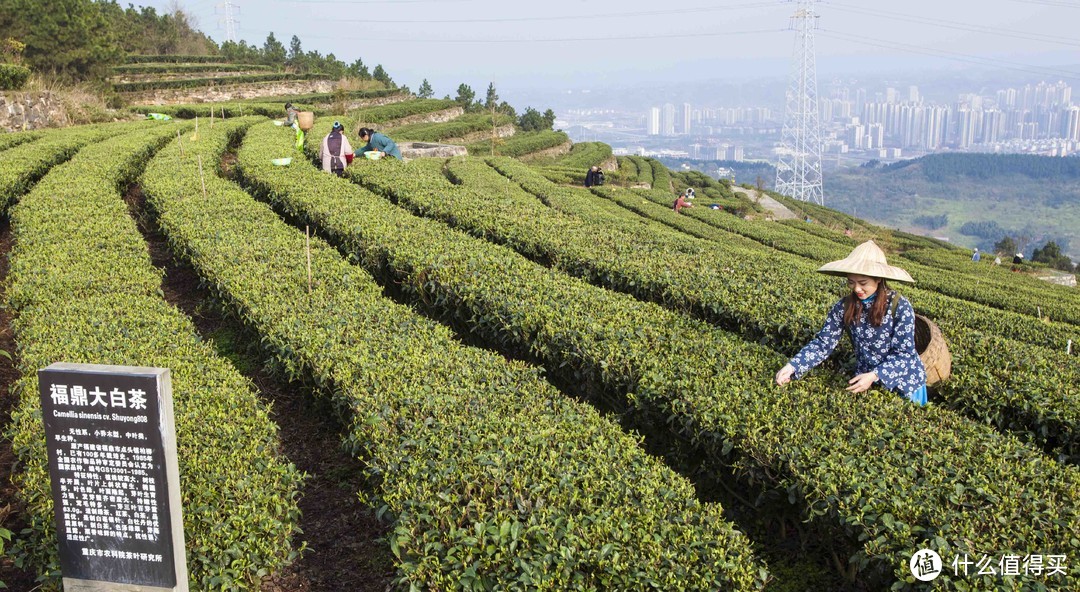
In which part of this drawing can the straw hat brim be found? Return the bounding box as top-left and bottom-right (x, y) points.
(817, 260), (915, 283)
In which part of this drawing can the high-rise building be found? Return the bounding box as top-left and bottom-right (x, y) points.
(662, 103), (676, 136)
(958, 109), (979, 148)
(1066, 107), (1080, 142)
(681, 103), (692, 134)
(868, 123), (884, 150)
(982, 110), (1003, 144)
(647, 107), (661, 135)
(846, 123), (865, 149)
(908, 85), (920, 104)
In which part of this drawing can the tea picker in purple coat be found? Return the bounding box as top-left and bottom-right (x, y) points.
(774, 240), (928, 406)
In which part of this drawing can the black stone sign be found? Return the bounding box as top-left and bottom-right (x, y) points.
(38, 363), (187, 591)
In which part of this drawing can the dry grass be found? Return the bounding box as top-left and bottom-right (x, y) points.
(19, 74), (126, 126)
(333, 77), (386, 92)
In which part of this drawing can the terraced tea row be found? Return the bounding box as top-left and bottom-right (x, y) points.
(140, 119), (767, 591)
(340, 153), (1080, 461)
(390, 113), (515, 142)
(630, 185), (1080, 325)
(467, 130), (569, 157)
(1, 123), (145, 213)
(0, 130), (41, 153)
(243, 122), (1080, 589)
(553, 142), (612, 169)
(4, 123), (303, 590)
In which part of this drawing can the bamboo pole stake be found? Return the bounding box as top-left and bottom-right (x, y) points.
(176, 129), (184, 156)
(222, 106), (227, 121)
(197, 155), (207, 199)
(1068, 339), (1072, 355)
(306, 225), (313, 294)
(210, 105), (214, 128)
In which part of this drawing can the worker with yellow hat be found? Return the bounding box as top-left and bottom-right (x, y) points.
(775, 240), (928, 405)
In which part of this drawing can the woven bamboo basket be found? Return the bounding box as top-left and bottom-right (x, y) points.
(297, 111), (315, 132)
(914, 314), (951, 385)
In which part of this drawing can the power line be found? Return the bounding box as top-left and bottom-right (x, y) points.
(818, 29), (1080, 82)
(239, 27), (787, 44)
(826, 1), (1080, 47)
(273, 0), (475, 4)
(1007, 0), (1080, 8)
(307, 2), (783, 24)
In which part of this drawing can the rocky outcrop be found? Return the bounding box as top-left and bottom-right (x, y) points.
(382, 107), (464, 130)
(521, 141), (572, 161)
(445, 124), (516, 145)
(398, 142), (469, 160)
(122, 79), (337, 105)
(1, 91), (67, 131)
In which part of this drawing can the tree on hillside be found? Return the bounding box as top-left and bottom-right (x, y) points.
(262, 32), (286, 65)
(518, 107), (545, 131)
(1032, 241), (1075, 272)
(348, 58), (370, 79)
(994, 236), (1017, 256)
(0, 0), (123, 80)
(372, 64), (393, 87)
(543, 108), (557, 129)
(484, 82), (499, 110)
(417, 78), (433, 98)
(455, 83), (475, 109)
(322, 52), (346, 78)
(96, 3), (215, 56)
(219, 39), (260, 63)
(287, 35), (302, 64)
(519, 107), (556, 132)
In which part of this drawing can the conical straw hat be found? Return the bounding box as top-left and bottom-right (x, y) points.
(817, 240), (915, 283)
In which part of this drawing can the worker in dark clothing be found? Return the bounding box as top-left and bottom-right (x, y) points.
(584, 165), (605, 187)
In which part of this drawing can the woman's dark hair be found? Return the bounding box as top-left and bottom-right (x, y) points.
(285, 102), (293, 109)
(358, 127), (375, 139)
(843, 278), (890, 328)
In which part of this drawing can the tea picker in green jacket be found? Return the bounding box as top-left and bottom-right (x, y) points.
(283, 103), (305, 151)
(355, 127), (402, 160)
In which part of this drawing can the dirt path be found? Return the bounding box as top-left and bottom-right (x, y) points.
(733, 186), (798, 220)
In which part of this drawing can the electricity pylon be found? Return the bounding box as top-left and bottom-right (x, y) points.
(775, 0), (825, 205)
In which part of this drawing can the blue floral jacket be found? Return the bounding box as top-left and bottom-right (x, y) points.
(788, 291), (927, 396)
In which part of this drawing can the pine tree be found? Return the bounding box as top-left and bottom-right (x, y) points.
(455, 83), (475, 108)
(262, 32), (286, 65)
(373, 64), (393, 87)
(418, 79), (434, 98)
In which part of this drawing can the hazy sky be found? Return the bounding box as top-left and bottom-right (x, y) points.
(153, 0), (1080, 96)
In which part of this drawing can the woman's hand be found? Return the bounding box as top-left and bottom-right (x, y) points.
(846, 371), (879, 393)
(775, 364), (795, 386)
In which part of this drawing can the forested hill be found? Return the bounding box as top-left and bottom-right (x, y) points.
(826, 153), (1080, 260)
(884, 152), (1080, 182)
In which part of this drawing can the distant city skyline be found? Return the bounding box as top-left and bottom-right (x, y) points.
(560, 76), (1078, 180)
(147, 0), (1080, 103)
